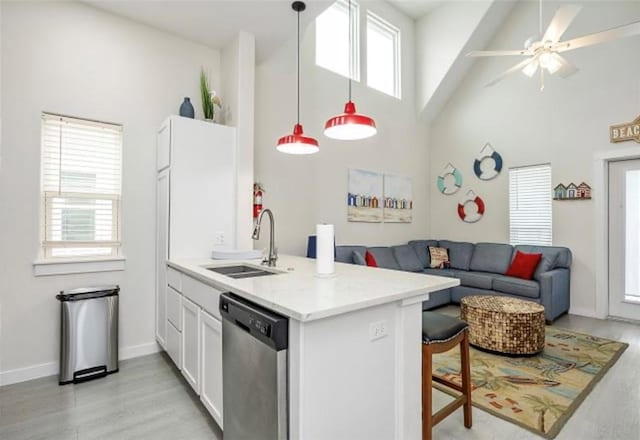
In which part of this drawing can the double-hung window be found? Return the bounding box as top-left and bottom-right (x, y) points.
(509, 164), (552, 246)
(41, 113), (122, 259)
(366, 11), (401, 98)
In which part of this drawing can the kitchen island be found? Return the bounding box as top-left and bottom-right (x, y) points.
(165, 255), (458, 440)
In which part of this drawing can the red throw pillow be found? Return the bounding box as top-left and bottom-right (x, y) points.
(365, 251), (378, 267)
(505, 251), (542, 280)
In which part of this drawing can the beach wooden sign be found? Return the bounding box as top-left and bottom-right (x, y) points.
(610, 115), (640, 144)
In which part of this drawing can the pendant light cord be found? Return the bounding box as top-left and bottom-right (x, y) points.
(297, 6), (301, 124)
(348, 0), (353, 102)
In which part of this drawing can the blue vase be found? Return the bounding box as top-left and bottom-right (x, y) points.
(179, 97), (195, 118)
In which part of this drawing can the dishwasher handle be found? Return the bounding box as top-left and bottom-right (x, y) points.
(220, 293), (288, 351)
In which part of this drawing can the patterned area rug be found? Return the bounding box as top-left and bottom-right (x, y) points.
(432, 327), (628, 439)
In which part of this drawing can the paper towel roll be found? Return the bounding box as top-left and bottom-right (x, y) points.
(316, 224), (335, 275)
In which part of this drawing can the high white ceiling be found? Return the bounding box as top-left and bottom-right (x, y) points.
(386, 0), (443, 19)
(82, 1), (332, 62)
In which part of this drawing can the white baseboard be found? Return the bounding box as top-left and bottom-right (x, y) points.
(568, 307), (600, 319)
(119, 341), (162, 360)
(0, 361), (59, 387)
(0, 341), (162, 387)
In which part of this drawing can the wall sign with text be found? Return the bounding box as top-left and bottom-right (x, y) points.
(610, 115), (640, 144)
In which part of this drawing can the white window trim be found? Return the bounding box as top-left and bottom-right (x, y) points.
(366, 10), (401, 99)
(33, 256), (126, 277)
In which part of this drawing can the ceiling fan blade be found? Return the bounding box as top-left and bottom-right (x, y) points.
(556, 20), (640, 52)
(543, 5), (582, 43)
(550, 53), (578, 78)
(485, 58), (536, 87)
(467, 50), (529, 57)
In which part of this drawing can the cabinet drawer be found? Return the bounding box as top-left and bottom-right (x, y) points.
(167, 286), (182, 331)
(182, 275), (223, 320)
(167, 267), (182, 292)
(166, 321), (182, 370)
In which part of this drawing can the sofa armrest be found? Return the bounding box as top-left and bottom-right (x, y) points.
(538, 268), (570, 322)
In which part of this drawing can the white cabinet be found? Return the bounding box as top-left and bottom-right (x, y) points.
(200, 310), (224, 427)
(155, 169), (170, 348)
(166, 286), (182, 331)
(157, 119), (171, 171)
(166, 321), (182, 369)
(156, 116), (236, 351)
(181, 296), (201, 394)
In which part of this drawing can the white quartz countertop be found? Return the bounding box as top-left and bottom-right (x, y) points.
(168, 255), (459, 322)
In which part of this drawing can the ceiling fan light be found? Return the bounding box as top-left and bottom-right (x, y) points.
(539, 52), (562, 75)
(277, 123), (319, 155)
(522, 59), (539, 77)
(324, 101), (377, 140)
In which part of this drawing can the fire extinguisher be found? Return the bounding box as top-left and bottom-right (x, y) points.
(253, 183), (264, 218)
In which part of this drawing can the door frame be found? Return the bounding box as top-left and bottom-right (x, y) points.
(594, 145), (640, 319)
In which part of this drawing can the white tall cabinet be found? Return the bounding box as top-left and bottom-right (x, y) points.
(155, 116), (235, 428)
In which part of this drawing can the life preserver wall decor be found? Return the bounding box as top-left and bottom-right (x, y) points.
(473, 143), (503, 180)
(458, 190), (485, 223)
(436, 163), (463, 195)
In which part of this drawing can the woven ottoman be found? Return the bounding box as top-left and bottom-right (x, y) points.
(460, 296), (545, 355)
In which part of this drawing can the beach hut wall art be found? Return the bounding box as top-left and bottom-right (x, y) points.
(553, 182), (592, 200)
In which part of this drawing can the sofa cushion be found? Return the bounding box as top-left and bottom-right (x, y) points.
(336, 246), (367, 264)
(452, 270), (494, 290)
(492, 275), (540, 299)
(439, 240), (474, 270)
(391, 245), (423, 272)
(352, 251), (366, 266)
(469, 242), (513, 274)
(367, 247), (400, 270)
(408, 239), (439, 268)
(423, 268), (456, 277)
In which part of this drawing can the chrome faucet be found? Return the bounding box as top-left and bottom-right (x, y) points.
(252, 208), (277, 267)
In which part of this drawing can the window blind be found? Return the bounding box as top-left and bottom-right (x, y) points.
(509, 164), (552, 246)
(41, 113), (122, 258)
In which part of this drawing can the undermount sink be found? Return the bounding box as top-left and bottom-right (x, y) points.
(205, 264), (278, 279)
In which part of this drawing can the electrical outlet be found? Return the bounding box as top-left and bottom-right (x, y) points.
(369, 320), (388, 341)
(215, 232), (225, 245)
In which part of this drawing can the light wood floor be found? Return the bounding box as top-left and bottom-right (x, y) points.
(1, 308), (638, 440)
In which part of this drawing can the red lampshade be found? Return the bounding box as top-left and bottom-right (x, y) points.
(276, 123), (319, 155)
(324, 101), (377, 140)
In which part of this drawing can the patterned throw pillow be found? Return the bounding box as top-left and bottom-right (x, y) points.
(428, 246), (450, 269)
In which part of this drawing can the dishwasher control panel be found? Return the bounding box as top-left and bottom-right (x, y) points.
(249, 316), (271, 337)
(219, 293), (288, 351)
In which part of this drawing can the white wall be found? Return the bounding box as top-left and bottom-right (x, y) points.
(427, 0), (640, 317)
(0, 1), (221, 384)
(222, 31), (256, 250)
(255, 1), (430, 256)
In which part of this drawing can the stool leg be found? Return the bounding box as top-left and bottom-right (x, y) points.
(460, 330), (472, 429)
(422, 345), (433, 440)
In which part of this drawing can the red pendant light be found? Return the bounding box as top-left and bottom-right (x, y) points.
(277, 1), (319, 155)
(324, 0), (376, 141)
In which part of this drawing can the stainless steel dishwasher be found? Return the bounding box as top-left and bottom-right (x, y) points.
(219, 293), (289, 440)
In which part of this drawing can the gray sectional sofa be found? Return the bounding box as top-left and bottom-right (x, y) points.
(335, 240), (572, 322)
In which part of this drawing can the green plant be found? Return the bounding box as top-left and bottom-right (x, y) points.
(200, 69), (214, 119)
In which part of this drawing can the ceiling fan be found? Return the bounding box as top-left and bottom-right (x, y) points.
(467, 1), (640, 89)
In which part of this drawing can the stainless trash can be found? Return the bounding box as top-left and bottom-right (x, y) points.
(56, 285), (119, 385)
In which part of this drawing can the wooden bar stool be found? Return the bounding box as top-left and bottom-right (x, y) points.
(422, 312), (472, 440)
